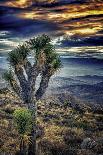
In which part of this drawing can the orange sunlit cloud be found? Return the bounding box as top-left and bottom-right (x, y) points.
(3, 0), (32, 8)
(2, 0), (57, 8)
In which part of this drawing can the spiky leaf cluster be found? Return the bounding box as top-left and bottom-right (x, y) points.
(8, 44), (30, 66)
(28, 34), (51, 51)
(28, 34), (61, 72)
(28, 34), (52, 60)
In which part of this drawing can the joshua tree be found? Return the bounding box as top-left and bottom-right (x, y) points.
(4, 34), (61, 155)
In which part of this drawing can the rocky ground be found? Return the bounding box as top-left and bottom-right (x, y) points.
(0, 88), (103, 155)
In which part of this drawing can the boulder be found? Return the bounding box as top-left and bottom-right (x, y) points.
(81, 138), (96, 149)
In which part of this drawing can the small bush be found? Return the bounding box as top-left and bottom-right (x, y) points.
(63, 128), (84, 147)
(13, 108), (32, 135)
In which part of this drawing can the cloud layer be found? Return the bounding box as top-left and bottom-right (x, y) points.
(0, 0), (103, 52)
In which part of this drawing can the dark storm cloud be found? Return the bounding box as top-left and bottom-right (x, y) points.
(0, 6), (60, 38)
(98, 30), (103, 34)
(31, 0), (86, 8)
(59, 36), (103, 47)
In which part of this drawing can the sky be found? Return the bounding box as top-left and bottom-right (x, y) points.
(0, 0), (103, 55)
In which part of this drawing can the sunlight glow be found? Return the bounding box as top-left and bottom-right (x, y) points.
(4, 0), (32, 8)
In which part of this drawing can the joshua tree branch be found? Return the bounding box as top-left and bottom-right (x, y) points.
(9, 79), (22, 98)
(35, 67), (51, 100)
(14, 66), (30, 102)
(3, 70), (22, 98)
(27, 65), (39, 101)
(24, 59), (32, 76)
(15, 66), (27, 85)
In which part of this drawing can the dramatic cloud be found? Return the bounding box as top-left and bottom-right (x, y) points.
(0, 0), (103, 52)
(58, 36), (103, 47)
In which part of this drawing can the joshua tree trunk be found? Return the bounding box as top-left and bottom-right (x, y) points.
(20, 136), (26, 155)
(28, 96), (37, 155)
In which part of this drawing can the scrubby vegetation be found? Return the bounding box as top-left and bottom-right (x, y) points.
(0, 89), (103, 155)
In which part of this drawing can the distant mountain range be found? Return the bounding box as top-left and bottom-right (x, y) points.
(47, 75), (103, 106)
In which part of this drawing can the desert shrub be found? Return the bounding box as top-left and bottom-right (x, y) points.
(13, 108), (32, 154)
(38, 139), (76, 155)
(13, 108), (32, 135)
(63, 101), (69, 109)
(63, 128), (84, 147)
(76, 121), (88, 129)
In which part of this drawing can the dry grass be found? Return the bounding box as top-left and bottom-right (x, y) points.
(0, 90), (103, 155)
